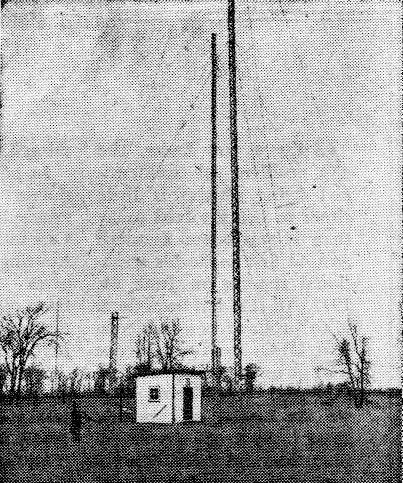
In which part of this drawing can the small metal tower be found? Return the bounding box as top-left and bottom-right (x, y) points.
(109, 311), (119, 394)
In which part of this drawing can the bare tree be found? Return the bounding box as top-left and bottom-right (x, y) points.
(135, 322), (154, 372)
(318, 323), (371, 408)
(152, 318), (192, 372)
(0, 302), (57, 400)
(244, 363), (261, 393)
(0, 364), (7, 397)
(124, 365), (139, 394)
(83, 371), (94, 394)
(22, 365), (47, 398)
(347, 323), (371, 407)
(94, 365), (109, 395)
(68, 368), (83, 396)
(57, 371), (68, 402)
(220, 366), (235, 395)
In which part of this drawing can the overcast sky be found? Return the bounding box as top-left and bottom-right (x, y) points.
(1, 0), (401, 387)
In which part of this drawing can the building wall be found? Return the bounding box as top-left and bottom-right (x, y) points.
(173, 374), (202, 423)
(136, 374), (173, 423)
(136, 373), (202, 423)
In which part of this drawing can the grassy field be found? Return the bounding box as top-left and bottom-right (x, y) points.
(0, 392), (400, 483)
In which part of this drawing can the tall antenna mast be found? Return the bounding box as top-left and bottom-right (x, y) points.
(211, 33), (219, 382)
(109, 311), (119, 394)
(228, 0), (242, 387)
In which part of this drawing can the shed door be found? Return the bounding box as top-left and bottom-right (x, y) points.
(183, 387), (193, 420)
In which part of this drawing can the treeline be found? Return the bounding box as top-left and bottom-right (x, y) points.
(0, 302), (57, 401)
(0, 364), (262, 400)
(1, 365), (398, 401)
(0, 302), (263, 401)
(0, 304), (197, 400)
(2, 301), (397, 406)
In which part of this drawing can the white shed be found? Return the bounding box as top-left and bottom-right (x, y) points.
(135, 372), (202, 423)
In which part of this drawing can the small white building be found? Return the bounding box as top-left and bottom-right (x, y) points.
(135, 372), (202, 423)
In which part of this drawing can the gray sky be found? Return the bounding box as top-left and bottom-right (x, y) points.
(1, 0), (401, 387)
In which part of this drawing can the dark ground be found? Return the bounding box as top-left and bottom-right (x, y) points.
(0, 392), (401, 483)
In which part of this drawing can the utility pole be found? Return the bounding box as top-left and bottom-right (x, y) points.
(53, 300), (60, 395)
(119, 382), (123, 422)
(109, 311), (119, 394)
(211, 32), (220, 384)
(228, 0), (242, 388)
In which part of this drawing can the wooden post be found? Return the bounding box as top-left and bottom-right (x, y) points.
(172, 373), (176, 423)
(52, 300), (60, 395)
(119, 383), (123, 422)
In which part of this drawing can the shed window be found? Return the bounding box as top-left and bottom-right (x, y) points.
(149, 387), (160, 402)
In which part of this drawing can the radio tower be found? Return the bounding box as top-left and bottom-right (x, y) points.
(109, 311), (119, 394)
(211, 33), (221, 384)
(228, 0), (242, 388)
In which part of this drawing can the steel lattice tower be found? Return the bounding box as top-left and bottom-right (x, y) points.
(211, 32), (220, 381)
(228, 0), (242, 387)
